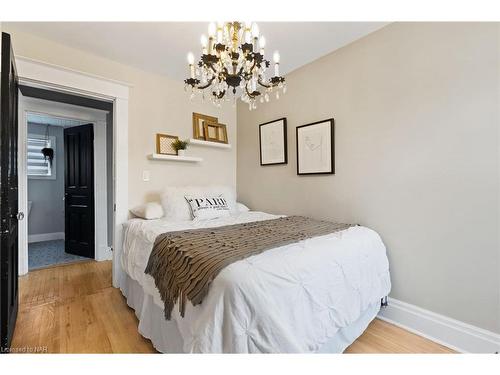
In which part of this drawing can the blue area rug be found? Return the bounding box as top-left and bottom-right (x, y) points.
(28, 240), (89, 270)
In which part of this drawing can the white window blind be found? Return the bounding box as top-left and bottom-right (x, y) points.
(27, 136), (53, 177)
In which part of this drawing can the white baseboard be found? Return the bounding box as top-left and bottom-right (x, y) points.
(28, 232), (65, 243)
(377, 297), (500, 353)
(95, 245), (113, 261)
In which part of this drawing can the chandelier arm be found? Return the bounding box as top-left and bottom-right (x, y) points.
(197, 76), (216, 90)
(249, 58), (258, 75)
(257, 78), (272, 89)
(213, 89), (226, 99)
(245, 82), (257, 99)
(204, 61), (218, 76)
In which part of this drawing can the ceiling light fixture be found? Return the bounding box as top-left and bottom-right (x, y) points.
(184, 21), (286, 110)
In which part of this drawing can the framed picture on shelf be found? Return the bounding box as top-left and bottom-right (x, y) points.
(259, 118), (287, 166)
(203, 121), (228, 143)
(156, 133), (179, 155)
(192, 112), (218, 140)
(296, 118), (334, 175)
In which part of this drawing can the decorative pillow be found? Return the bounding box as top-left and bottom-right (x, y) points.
(130, 202), (164, 220)
(185, 194), (230, 220)
(206, 185), (237, 213)
(161, 185), (237, 221)
(236, 202), (250, 212)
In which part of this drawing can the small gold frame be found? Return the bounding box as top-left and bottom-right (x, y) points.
(156, 133), (179, 155)
(203, 121), (228, 144)
(193, 113), (218, 140)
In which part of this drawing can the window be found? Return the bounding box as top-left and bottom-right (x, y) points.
(27, 135), (56, 179)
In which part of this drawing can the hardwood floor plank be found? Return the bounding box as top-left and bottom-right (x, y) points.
(11, 260), (454, 354)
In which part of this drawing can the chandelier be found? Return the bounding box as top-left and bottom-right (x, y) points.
(184, 22), (286, 110)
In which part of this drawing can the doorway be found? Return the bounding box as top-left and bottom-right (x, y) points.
(26, 113), (100, 270)
(21, 96), (113, 271)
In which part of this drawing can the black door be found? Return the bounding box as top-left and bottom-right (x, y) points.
(64, 124), (94, 259)
(0, 32), (20, 353)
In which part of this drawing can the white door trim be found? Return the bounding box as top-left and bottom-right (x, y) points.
(16, 56), (128, 287)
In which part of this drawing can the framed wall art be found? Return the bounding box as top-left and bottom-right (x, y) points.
(259, 118), (287, 166)
(192, 112), (218, 140)
(156, 133), (179, 155)
(296, 118), (334, 175)
(203, 121), (228, 143)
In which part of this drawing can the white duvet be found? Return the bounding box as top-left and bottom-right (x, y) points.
(122, 211), (391, 353)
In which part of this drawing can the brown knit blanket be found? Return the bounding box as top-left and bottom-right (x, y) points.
(145, 216), (354, 319)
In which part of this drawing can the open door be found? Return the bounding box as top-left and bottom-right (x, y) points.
(0, 32), (21, 352)
(64, 124), (95, 259)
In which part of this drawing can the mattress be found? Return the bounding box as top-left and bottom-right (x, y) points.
(120, 211), (391, 353)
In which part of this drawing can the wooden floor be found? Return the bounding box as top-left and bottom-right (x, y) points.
(11, 260), (454, 354)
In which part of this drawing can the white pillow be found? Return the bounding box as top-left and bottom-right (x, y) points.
(130, 202), (164, 220)
(161, 186), (200, 221)
(236, 202), (250, 212)
(185, 195), (230, 220)
(161, 185), (237, 221)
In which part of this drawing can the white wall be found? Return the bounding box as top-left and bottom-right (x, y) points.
(237, 23), (500, 334)
(27, 123), (65, 236)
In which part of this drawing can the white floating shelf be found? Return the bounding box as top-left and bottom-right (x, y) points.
(189, 139), (232, 149)
(147, 153), (203, 162)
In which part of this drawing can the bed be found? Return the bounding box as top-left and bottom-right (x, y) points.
(118, 195), (391, 353)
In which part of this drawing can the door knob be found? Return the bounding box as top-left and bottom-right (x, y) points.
(16, 212), (24, 221)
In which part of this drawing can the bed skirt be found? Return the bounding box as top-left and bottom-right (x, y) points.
(120, 273), (380, 353)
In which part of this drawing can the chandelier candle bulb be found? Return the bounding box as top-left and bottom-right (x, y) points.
(251, 23), (259, 38)
(217, 27), (223, 43)
(208, 23), (216, 55)
(252, 23), (259, 51)
(187, 52), (195, 78)
(244, 28), (251, 44)
(273, 51), (280, 76)
(201, 34), (208, 47)
(208, 22), (216, 37)
(208, 37), (213, 55)
(273, 50), (280, 63)
(201, 34), (208, 54)
(259, 36), (266, 55)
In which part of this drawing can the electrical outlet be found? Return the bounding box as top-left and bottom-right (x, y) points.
(142, 170), (150, 182)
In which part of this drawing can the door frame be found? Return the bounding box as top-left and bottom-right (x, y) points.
(20, 102), (110, 269)
(14, 56), (130, 288)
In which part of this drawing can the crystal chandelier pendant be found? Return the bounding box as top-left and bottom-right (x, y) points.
(183, 22), (286, 110)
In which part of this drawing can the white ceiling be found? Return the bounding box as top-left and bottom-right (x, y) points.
(5, 22), (388, 81)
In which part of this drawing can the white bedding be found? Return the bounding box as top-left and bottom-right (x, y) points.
(121, 211), (391, 353)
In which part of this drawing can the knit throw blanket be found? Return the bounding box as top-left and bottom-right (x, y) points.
(145, 216), (354, 319)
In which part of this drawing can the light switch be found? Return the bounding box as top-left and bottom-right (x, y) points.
(142, 170), (150, 182)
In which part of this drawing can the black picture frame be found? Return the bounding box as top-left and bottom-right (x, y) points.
(259, 117), (288, 166)
(296, 118), (335, 175)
